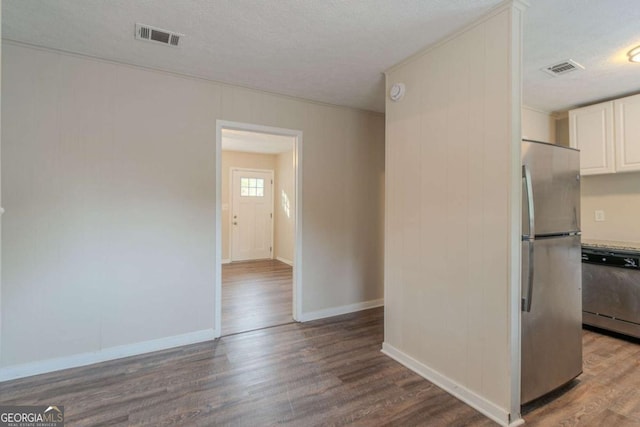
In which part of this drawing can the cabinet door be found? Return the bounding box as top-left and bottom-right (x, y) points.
(614, 93), (640, 173)
(569, 101), (615, 175)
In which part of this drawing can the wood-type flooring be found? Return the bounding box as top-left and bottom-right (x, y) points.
(221, 259), (293, 336)
(2, 308), (639, 425)
(1, 308), (494, 426)
(522, 326), (640, 426)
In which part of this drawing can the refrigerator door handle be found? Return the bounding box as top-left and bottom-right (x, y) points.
(522, 165), (535, 312)
(522, 165), (535, 239)
(523, 240), (534, 312)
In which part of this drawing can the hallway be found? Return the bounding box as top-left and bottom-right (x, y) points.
(221, 259), (293, 336)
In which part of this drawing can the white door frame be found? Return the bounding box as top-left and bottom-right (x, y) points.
(229, 167), (275, 262)
(215, 120), (303, 337)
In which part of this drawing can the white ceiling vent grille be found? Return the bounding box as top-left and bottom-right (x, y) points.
(541, 59), (585, 77)
(135, 23), (182, 47)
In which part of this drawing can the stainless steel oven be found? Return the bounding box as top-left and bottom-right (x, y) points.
(582, 247), (640, 338)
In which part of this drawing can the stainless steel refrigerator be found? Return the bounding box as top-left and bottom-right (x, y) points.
(521, 139), (583, 405)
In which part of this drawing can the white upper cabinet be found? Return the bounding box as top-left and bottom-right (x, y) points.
(570, 93), (640, 175)
(569, 102), (615, 175)
(614, 93), (640, 173)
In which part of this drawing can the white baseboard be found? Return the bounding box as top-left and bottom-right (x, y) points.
(299, 298), (383, 322)
(381, 342), (516, 427)
(0, 329), (216, 382)
(275, 256), (293, 266)
(221, 258), (231, 264)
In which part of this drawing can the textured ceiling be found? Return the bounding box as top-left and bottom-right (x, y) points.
(523, 0), (640, 113)
(2, 0), (639, 113)
(222, 129), (294, 154)
(1, 0), (502, 113)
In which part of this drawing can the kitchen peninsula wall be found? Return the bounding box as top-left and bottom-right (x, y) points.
(384, 2), (526, 424)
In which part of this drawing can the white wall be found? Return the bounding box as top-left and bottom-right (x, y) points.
(581, 172), (640, 243)
(275, 150), (295, 263)
(220, 150), (277, 261)
(522, 106), (555, 143)
(0, 42), (385, 377)
(383, 2), (523, 425)
(555, 115), (570, 147)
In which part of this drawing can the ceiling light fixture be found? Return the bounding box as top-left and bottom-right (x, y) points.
(628, 46), (640, 62)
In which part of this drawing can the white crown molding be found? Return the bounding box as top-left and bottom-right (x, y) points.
(522, 105), (552, 115)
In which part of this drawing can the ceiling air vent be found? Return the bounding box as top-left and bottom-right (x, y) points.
(541, 59), (584, 77)
(135, 23), (182, 47)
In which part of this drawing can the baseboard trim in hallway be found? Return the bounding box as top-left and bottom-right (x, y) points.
(220, 320), (297, 338)
(298, 298), (384, 322)
(275, 256), (293, 266)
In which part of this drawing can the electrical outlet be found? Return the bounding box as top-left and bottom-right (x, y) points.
(595, 210), (605, 222)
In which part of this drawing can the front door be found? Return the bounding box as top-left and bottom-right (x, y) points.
(231, 169), (274, 261)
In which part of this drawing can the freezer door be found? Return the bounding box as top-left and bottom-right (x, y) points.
(522, 141), (580, 236)
(521, 235), (582, 404)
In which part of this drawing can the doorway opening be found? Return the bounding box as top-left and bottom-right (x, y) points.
(215, 121), (302, 337)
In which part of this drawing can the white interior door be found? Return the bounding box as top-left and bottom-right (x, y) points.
(231, 169), (274, 261)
